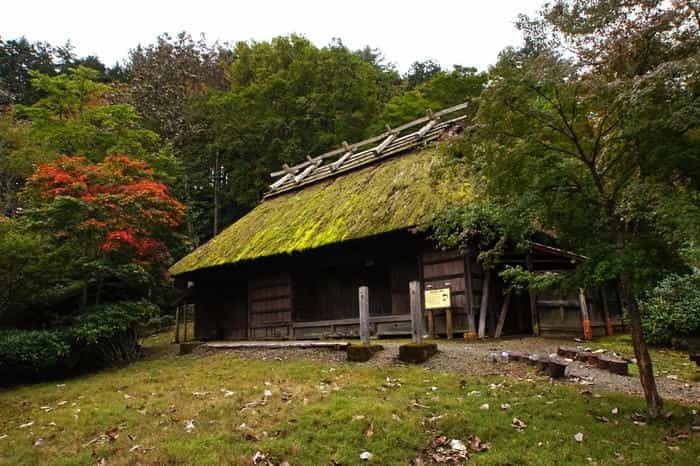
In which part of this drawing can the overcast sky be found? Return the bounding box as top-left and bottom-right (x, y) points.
(2, 0), (545, 72)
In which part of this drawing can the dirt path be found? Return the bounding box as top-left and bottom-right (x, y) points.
(200, 337), (700, 405)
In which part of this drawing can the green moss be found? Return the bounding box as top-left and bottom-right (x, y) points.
(170, 147), (470, 276)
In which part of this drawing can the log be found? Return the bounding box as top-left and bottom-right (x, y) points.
(557, 346), (580, 359)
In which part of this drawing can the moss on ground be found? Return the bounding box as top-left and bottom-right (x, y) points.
(170, 147), (469, 275)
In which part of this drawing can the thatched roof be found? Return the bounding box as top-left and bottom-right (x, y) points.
(170, 145), (469, 276)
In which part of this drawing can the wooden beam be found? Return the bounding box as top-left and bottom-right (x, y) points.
(463, 254), (477, 339)
(268, 102), (469, 177)
(494, 292), (512, 339)
(601, 287), (613, 336)
(358, 286), (370, 345)
(478, 269), (491, 339)
(409, 280), (423, 344)
(579, 289), (593, 340)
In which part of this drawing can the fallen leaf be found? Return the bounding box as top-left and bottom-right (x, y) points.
(575, 432), (584, 442)
(360, 451), (373, 461)
(449, 439), (466, 452)
(33, 438), (44, 446)
(611, 408), (619, 415)
(364, 422), (374, 438)
(480, 403), (490, 410)
(129, 444), (141, 452)
(511, 418), (527, 431)
(184, 420), (195, 433)
(352, 415), (365, 421)
(19, 421), (34, 429)
(500, 403), (511, 410)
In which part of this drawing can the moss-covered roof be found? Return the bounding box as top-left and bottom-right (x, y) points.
(170, 147), (470, 276)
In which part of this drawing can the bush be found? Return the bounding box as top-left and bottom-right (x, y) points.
(640, 270), (700, 347)
(0, 300), (158, 385)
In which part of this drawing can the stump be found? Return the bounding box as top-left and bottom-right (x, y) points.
(546, 358), (569, 378)
(346, 344), (383, 362)
(398, 343), (438, 363)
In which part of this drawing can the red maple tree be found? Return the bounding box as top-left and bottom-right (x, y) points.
(24, 155), (186, 271)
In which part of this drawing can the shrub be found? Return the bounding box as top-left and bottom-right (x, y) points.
(640, 270), (700, 347)
(0, 300), (159, 385)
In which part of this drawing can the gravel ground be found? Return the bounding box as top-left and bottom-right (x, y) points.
(198, 337), (700, 405)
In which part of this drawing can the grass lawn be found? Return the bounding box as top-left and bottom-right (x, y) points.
(0, 335), (698, 465)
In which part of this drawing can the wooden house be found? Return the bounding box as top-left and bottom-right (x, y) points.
(170, 103), (623, 341)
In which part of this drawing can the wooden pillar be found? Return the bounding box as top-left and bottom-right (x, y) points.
(183, 306), (188, 342)
(358, 286), (370, 345)
(409, 280), (423, 344)
(494, 292), (512, 339)
(445, 309), (454, 339)
(478, 269), (491, 339)
(427, 309), (435, 339)
(601, 287), (613, 336)
(525, 253), (540, 336)
(463, 254), (477, 340)
(579, 289), (593, 340)
(174, 305), (181, 344)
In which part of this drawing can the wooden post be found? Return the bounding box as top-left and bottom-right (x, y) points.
(409, 280), (423, 344)
(463, 254), (477, 340)
(174, 305), (181, 344)
(427, 309), (435, 339)
(183, 305), (189, 342)
(579, 289), (593, 340)
(358, 286), (370, 345)
(601, 287), (613, 336)
(494, 292), (512, 339)
(525, 253), (540, 336)
(445, 308), (454, 339)
(478, 269), (491, 339)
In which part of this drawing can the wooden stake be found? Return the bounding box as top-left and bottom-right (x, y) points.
(445, 308), (454, 339)
(478, 269), (491, 339)
(358, 286), (370, 345)
(494, 292), (512, 339)
(183, 306), (188, 342)
(409, 281), (423, 344)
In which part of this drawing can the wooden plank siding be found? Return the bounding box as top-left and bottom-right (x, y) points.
(248, 272), (293, 339)
(421, 250), (468, 336)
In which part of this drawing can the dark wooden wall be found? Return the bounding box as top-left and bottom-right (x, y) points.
(248, 272), (292, 339)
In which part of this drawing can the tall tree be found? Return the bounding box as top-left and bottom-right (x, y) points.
(438, 0), (700, 416)
(187, 35), (392, 239)
(127, 32), (228, 144)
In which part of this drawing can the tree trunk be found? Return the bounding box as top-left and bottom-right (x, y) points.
(620, 275), (663, 417)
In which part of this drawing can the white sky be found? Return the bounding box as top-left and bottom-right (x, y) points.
(2, 0), (544, 72)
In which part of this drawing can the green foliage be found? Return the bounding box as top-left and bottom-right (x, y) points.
(371, 67), (486, 132)
(499, 265), (564, 294)
(431, 201), (533, 266)
(16, 66), (160, 162)
(639, 270), (700, 347)
(0, 300), (158, 384)
(0, 218), (77, 325)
